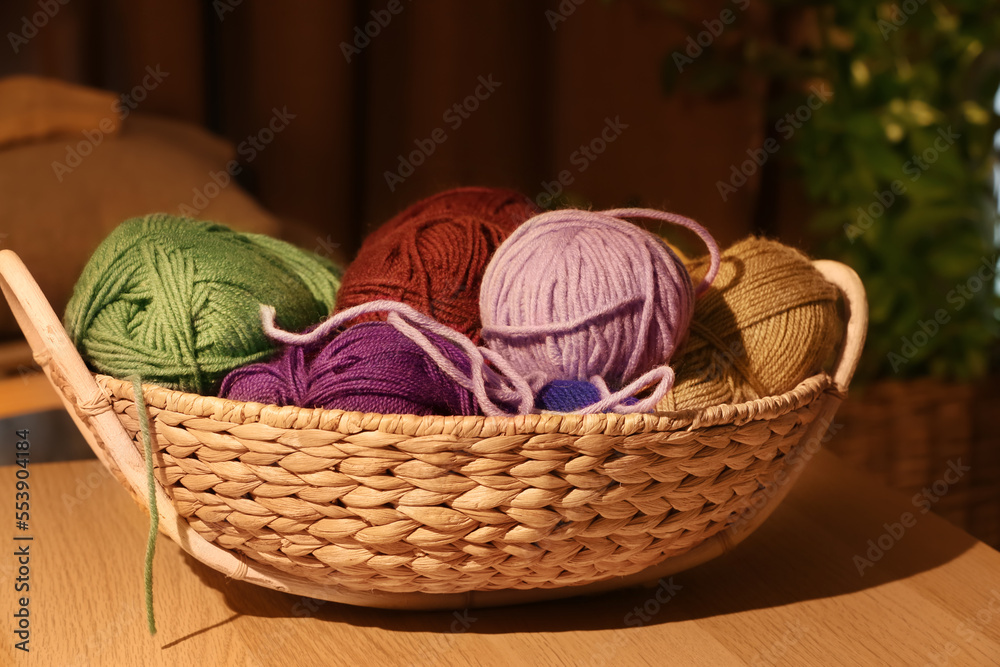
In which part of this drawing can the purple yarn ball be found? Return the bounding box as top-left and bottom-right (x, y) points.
(218, 321), (480, 416)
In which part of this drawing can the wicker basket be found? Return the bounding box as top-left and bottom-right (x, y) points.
(830, 376), (1000, 548)
(0, 249), (867, 610)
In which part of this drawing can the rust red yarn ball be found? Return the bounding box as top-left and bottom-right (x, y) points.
(336, 186), (540, 343)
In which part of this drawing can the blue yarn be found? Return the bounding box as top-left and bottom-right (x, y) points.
(535, 380), (639, 412)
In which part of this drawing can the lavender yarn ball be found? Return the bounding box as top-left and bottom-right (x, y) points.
(480, 208), (721, 399)
(218, 321), (479, 416)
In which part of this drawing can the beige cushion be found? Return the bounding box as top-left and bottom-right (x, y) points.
(0, 76), (123, 149)
(0, 112), (281, 337)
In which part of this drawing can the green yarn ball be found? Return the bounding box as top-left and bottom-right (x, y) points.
(64, 214), (342, 394)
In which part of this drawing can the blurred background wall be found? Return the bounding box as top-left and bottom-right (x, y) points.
(0, 0), (773, 258)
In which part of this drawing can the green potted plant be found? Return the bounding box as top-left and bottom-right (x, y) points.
(658, 0), (1000, 544)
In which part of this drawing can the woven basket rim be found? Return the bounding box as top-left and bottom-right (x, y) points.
(95, 371), (835, 437)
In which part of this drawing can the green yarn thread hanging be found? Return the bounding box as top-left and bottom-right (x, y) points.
(64, 214), (342, 394)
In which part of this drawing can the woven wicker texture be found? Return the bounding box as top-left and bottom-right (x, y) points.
(97, 372), (834, 595)
(830, 376), (1000, 549)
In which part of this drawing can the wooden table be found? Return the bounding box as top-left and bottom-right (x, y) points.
(2, 447), (999, 666)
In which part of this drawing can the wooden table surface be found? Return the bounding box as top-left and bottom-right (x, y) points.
(2, 446), (999, 666)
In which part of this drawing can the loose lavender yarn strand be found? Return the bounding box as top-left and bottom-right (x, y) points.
(603, 207), (721, 296)
(478, 296), (646, 337)
(385, 312), (532, 414)
(583, 366), (675, 414)
(399, 318), (533, 410)
(606, 208), (721, 386)
(478, 346), (539, 406)
(260, 301), (534, 416)
(384, 312), (479, 392)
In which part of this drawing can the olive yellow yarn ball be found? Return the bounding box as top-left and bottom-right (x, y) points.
(659, 237), (841, 411)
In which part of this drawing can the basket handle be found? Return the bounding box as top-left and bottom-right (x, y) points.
(0, 250), (150, 489)
(0, 252), (213, 550)
(812, 260), (868, 394)
(0, 249), (388, 602)
(0, 250), (113, 419)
